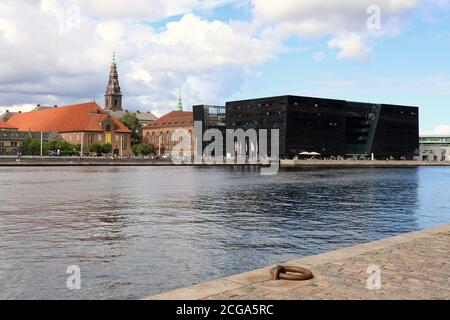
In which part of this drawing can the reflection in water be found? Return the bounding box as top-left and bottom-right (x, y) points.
(0, 166), (448, 299)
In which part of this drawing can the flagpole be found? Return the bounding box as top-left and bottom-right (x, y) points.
(81, 132), (84, 158)
(40, 132), (43, 158)
(121, 134), (123, 158)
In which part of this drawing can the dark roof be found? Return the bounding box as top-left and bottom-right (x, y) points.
(0, 111), (18, 121)
(110, 110), (158, 122)
(0, 130), (52, 141)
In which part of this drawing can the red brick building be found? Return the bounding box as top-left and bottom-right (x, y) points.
(7, 102), (132, 156)
(142, 111), (194, 156)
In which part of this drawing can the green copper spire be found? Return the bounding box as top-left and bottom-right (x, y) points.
(176, 89), (183, 112)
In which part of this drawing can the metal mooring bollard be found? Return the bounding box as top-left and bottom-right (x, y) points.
(270, 265), (314, 281)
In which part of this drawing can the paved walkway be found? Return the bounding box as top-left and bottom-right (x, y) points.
(281, 159), (450, 167)
(147, 224), (450, 300)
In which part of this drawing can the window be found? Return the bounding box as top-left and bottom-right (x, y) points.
(105, 134), (112, 144)
(115, 135), (120, 142)
(122, 135), (128, 150)
(97, 134), (102, 142)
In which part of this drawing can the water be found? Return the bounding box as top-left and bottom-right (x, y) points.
(0, 166), (449, 300)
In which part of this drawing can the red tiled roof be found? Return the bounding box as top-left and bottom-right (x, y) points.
(7, 102), (131, 133)
(144, 111), (193, 129)
(0, 120), (18, 130)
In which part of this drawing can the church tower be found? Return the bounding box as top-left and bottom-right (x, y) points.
(176, 89), (183, 112)
(105, 52), (123, 111)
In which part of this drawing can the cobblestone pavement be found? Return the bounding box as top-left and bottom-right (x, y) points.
(147, 224), (450, 300)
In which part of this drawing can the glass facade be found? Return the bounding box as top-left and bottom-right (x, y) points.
(193, 105), (226, 156)
(285, 96), (346, 157)
(344, 102), (380, 156)
(371, 104), (419, 159)
(225, 95), (419, 159)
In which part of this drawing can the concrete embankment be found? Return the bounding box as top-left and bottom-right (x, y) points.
(1, 157), (450, 167)
(147, 224), (450, 300)
(280, 159), (450, 168)
(0, 157), (258, 167)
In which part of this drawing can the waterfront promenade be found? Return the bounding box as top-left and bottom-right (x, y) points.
(147, 224), (450, 300)
(1, 157), (450, 167)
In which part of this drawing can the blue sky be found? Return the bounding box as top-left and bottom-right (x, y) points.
(218, 1), (450, 134)
(0, 0), (449, 134)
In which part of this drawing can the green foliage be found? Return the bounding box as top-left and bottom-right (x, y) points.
(89, 144), (102, 154)
(119, 113), (142, 146)
(23, 138), (41, 155)
(22, 137), (79, 156)
(132, 144), (140, 155)
(140, 144), (153, 155)
(22, 137), (118, 157)
(102, 143), (113, 154)
(132, 144), (153, 156)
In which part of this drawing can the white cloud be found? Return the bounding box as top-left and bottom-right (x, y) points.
(0, 0), (281, 115)
(253, 0), (418, 30)
(0, 104), (35, 115)
(253, 0), (418, 59)
(0, 0), (439, 117)
(66, 0), (240, 20)
(421, 124), (450, 136)
(433, 124), (450, 135)
(328, 33), (372, 61)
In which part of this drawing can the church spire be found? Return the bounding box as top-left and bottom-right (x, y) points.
(105, 52), (123, 112)
(176, 89), (183, 112)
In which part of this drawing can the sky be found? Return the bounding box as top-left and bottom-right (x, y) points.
(0, 0), (449, 134)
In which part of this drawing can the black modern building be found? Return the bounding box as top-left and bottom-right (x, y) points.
(193, 105), (226, 155)
(224, 95), (419, 160)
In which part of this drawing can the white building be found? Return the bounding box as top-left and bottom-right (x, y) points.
(418, 136), (450, 161)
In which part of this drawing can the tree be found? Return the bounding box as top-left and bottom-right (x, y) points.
(89, 144), (102, 154)
(59, 141), (73, 154)
(22, 137), (41, 155)
(102, 143), (113, 154)
(119, 113), (142, 146)
(140, 144), (153, 156)
(132, 144), (141, 156)
(132, 144), (154, 156)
